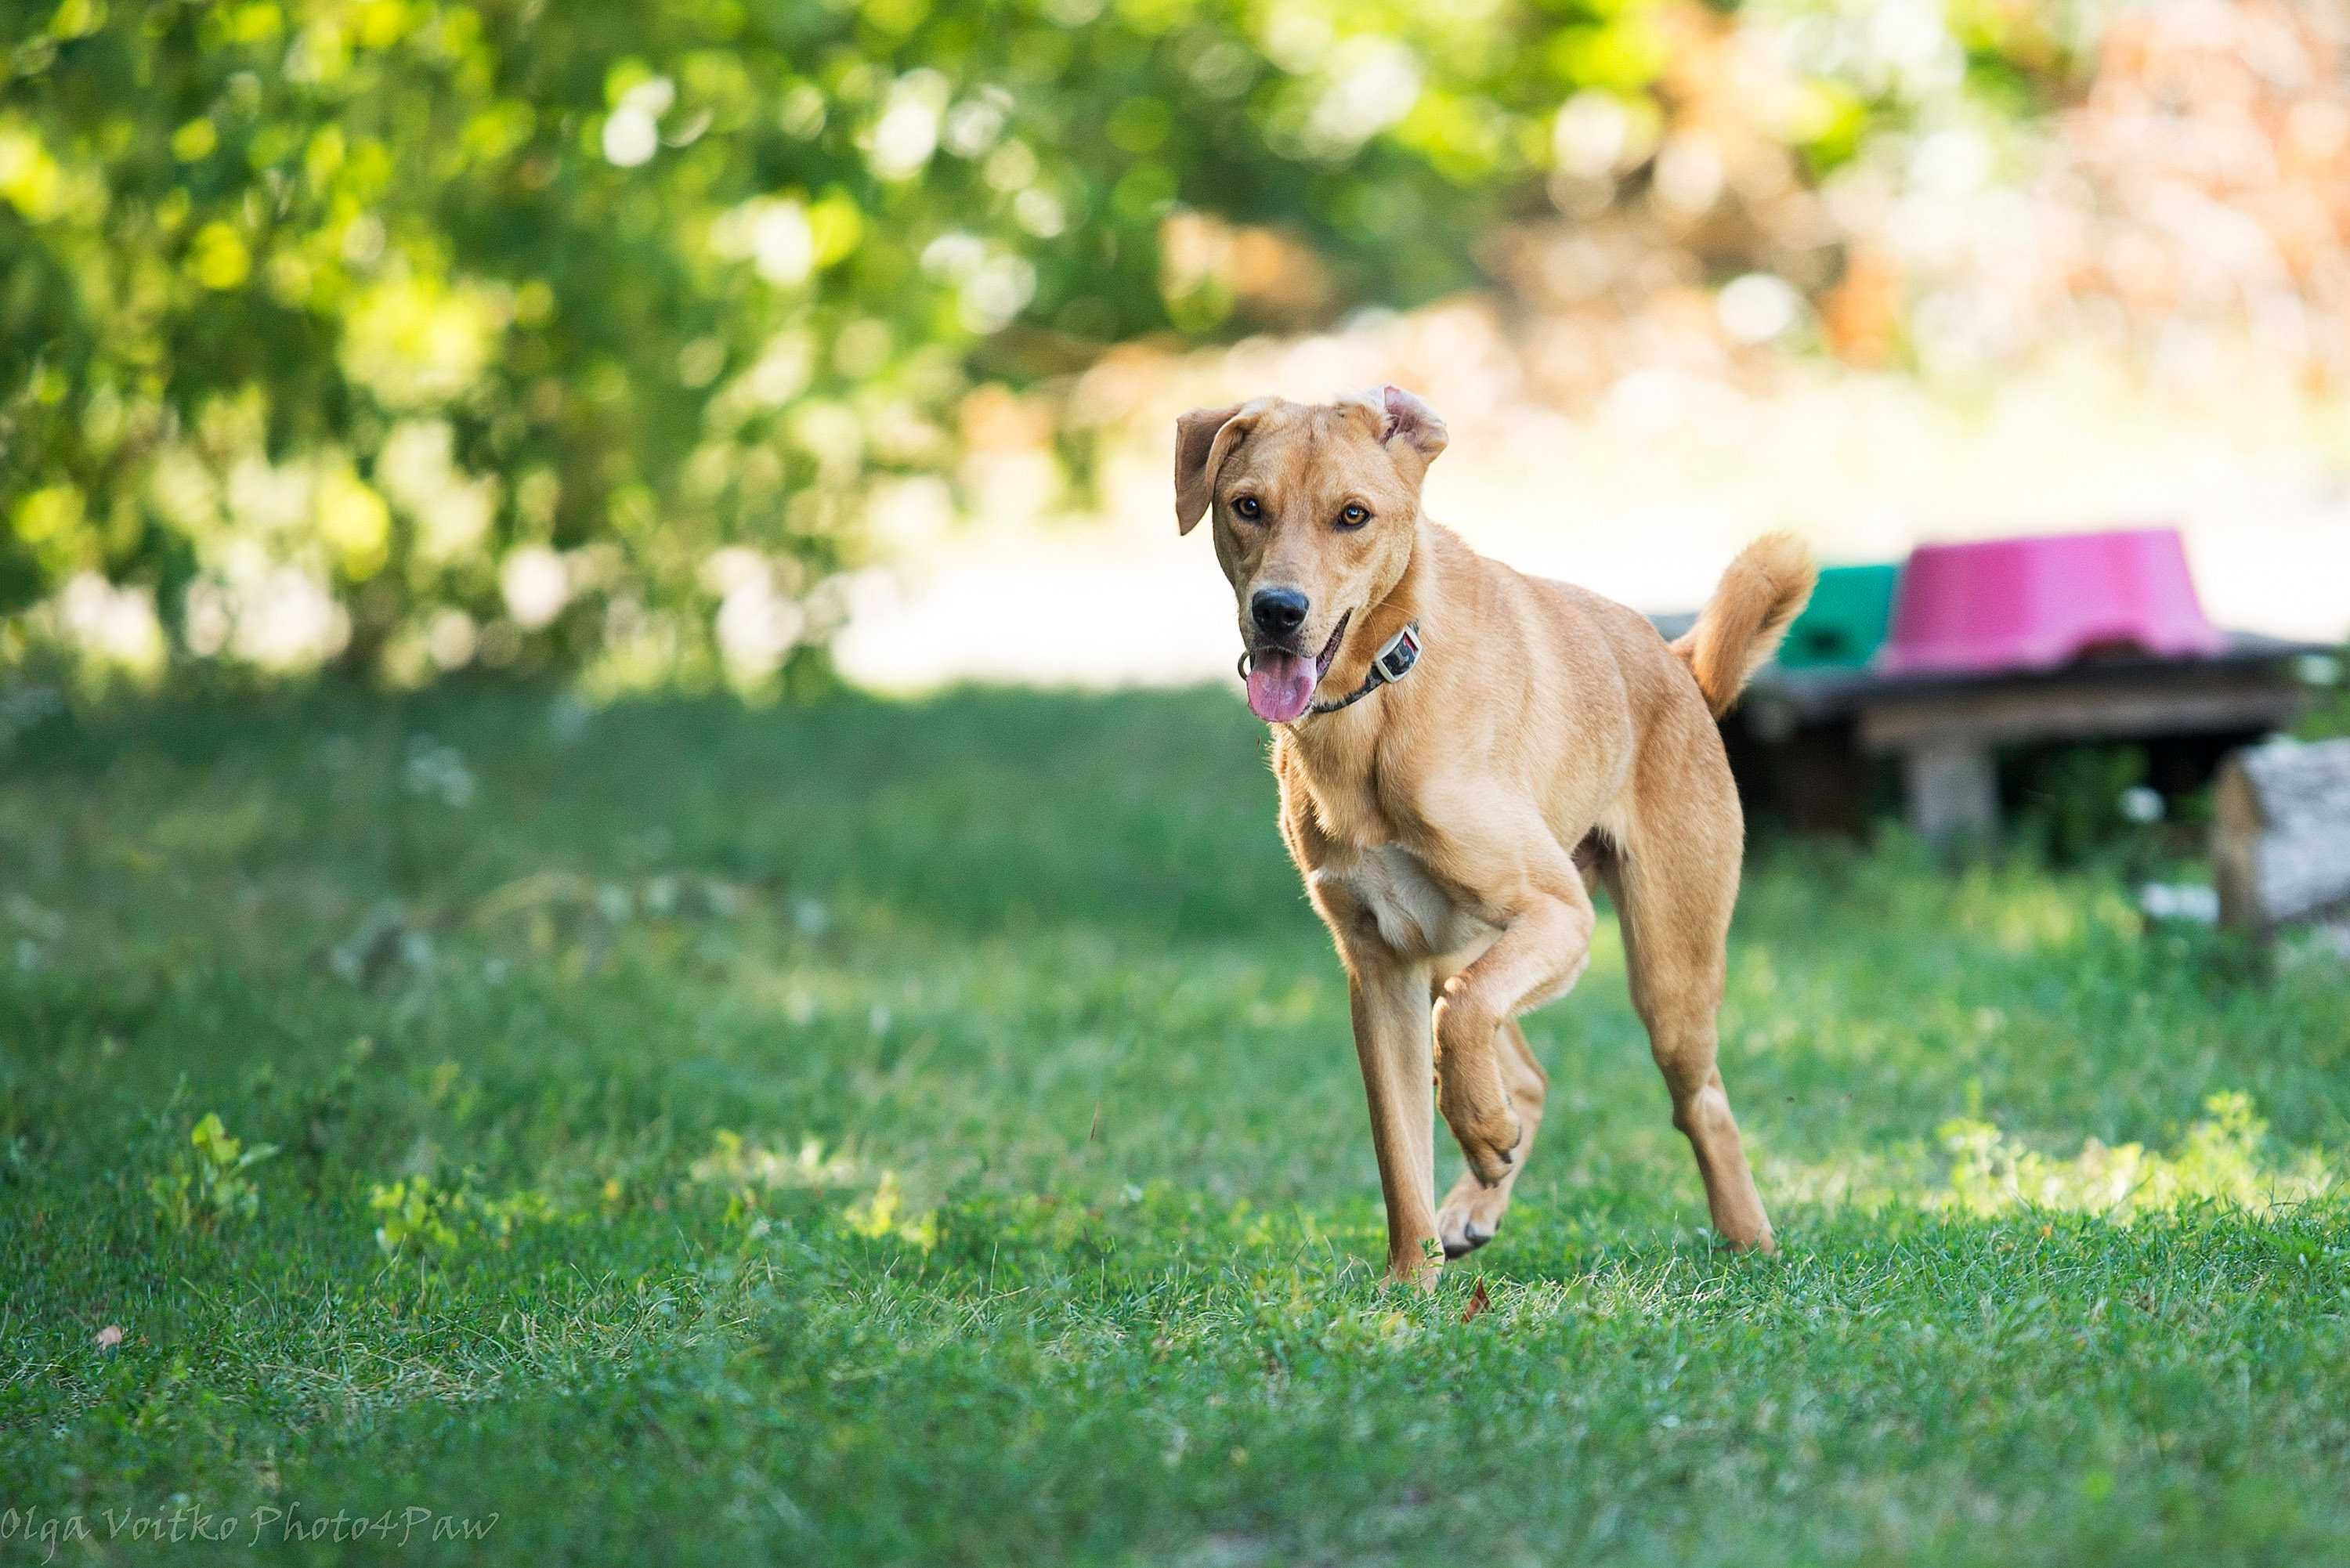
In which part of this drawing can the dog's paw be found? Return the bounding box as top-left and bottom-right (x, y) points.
(1435, 1062), (1519, 1186)
(1386, 1241), (1445, 1290)
(1437, 1167), (1513, 1256)
(1437, 1204), (1499, 1259)
(1449, 1103), (1520, 1187)
(1432, 999), (1518, 1183)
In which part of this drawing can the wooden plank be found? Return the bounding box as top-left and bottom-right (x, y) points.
(2213, 737), (2350, 931)
(1741, 630), (2325, 729)
(1856, 666), (2305, 752)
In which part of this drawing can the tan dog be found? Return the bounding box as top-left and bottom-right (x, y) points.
(1176, 385), (1815, 1283)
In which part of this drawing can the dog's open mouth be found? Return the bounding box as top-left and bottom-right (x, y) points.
(1246, 610), (1350, 724)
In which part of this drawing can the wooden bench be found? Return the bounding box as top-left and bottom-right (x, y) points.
(1649, 619), (2328, 844)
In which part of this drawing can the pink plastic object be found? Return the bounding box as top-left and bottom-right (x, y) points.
(1878, 526), (2225, 677)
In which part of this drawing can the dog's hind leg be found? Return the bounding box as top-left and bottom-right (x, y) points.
(1435, 1015), (1546, 1257)
(1607, 818), (1776, 1253)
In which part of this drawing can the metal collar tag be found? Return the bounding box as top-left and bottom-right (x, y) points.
(1310, 622), (1422, 715)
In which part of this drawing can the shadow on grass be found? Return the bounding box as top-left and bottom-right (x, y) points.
(2, 679), (1308, 945)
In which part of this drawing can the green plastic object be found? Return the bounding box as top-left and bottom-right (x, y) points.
(1777, 562), (1900, 670)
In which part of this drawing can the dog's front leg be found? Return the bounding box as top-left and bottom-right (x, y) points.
(1436, 876), (1595, 1187)
(1347, 956), (1441, 1285)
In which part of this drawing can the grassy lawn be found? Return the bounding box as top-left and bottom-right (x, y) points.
(5, 685), (2349, 1566)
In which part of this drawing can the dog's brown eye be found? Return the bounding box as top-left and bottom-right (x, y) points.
(1338, 504), (1370, 529)
(1231, 496), (1261, 520)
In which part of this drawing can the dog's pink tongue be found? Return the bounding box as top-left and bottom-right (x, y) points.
(1246, 652), (1316, 724)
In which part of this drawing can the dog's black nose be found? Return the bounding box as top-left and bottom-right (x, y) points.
(1251, 587), (1308, 640)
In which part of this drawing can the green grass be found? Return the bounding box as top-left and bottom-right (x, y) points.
(5, 684), (2349, 1566)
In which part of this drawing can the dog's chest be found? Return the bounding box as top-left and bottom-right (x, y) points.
(1311, 842), (1490, 959)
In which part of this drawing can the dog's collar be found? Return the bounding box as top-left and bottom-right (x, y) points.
(1312, 621), (1422, 714)
(1235, 622), (1423, 719)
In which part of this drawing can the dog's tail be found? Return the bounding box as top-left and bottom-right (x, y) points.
(1670, 532), (1818, 717)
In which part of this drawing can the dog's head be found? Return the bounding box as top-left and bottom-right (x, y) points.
(1173, 385), (1447, 724)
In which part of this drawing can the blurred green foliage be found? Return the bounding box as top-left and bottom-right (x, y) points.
(1, 0), (2076, 685)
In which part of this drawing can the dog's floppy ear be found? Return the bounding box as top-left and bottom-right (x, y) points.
(1377, 384), (1447, 470)
(1173, 402), (1253, 535)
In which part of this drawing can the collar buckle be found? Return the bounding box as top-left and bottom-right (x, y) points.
(1371, 623), (1421, 685)
(1306, 620), (1423, 717)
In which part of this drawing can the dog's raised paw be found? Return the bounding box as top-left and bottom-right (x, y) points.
(1459, 1112), (1520, 1187)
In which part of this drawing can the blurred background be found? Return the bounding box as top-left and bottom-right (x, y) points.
(3, 0), (2347, 699)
